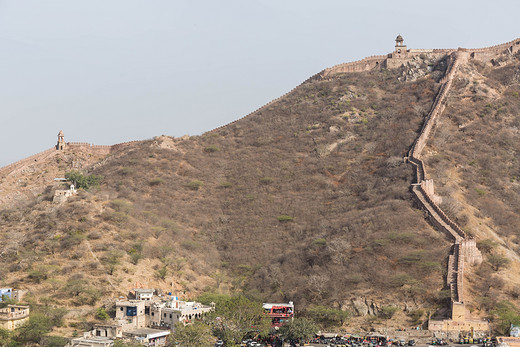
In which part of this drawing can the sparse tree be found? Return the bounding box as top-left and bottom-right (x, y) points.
(488, 253), (511, 271)
(306, 305), (350, 327)
(65, 170), (102, 190)
(407, 309), (424, 325)
(279, 318), (319, 345)
(156, 266), (168, 280)
(102, 249), (124, 275)
(0, 328), (10, 346)
(491, 300), (520, 335)
(96, 307), (110, 321)
(211, 271), (226, 289)
(210, 295), (270, 346)
(14, 314), (53, 345)
(379, 306), (399, 320)
(478, 239), (498, 254)
(172, 321), (212, 347)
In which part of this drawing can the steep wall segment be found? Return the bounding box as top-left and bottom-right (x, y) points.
(0, 139), (146, 180)
(405, 50), (485, 331)
(0, 148), (57, 179)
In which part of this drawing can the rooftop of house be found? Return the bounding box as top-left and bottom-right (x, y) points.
(124, 328), (170, 338)
(262, 302), (294, 309)
(0, 305), (29, 310)
(116, 300), (145, 306)
(70, 336), (114, 347)
(134, 288), (154, 293)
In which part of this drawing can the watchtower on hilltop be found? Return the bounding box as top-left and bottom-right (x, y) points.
(56, 130), (65, 150)
(386, 34), (412, 69)
(393, 34), (408, 58)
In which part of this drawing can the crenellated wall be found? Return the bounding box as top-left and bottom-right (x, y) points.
(0, 139), (147, 180)
(405, 49), (486, 331)
(322, 55), (389, 76)
(0, 148), (57, 179)
(207, 37), (520, 137)
(208, 70), (325, 134)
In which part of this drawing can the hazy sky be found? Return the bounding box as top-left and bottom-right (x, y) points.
(1, 0), (518, 166)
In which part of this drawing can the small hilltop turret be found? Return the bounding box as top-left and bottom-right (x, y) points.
(56, 130), (65, 150)
(394, 34), (407, 58)
(387, 34), (410, 68)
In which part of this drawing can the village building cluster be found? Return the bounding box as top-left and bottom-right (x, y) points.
(0, 288), (29, 331)
(69, 288), (214, 346)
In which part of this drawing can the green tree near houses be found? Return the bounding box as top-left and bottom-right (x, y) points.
(279, 317), (319, 345)
(65, 170), (102, 190)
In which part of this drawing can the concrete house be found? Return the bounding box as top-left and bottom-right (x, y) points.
(116, 300), (146, 330)
(134, 288), (154, 301)
(0, 305), (30, 330)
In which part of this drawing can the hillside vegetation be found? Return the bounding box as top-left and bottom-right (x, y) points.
(423, 52), (520, 313)
(2, 50), (520, 332)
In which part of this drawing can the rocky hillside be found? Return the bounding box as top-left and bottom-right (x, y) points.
(423, 52), (520, 313)
(1, 45), (520, 331)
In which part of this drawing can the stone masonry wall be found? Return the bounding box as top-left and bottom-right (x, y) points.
(0, 139), (147, 180)
(407, 51), (469, 307)
(405, 49), (486, 330)
(322, 54), (389, 76)
(0, 148), (56, 179)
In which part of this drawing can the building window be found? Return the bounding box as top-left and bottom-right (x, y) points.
(170, 314), (172, 319)
(126, 306), (137, 317)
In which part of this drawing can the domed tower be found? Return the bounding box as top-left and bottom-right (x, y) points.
(394, 34), (408, 58)
(56, 130), (65, 150)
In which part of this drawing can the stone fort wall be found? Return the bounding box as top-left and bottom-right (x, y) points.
(405, 49), (486, 331)
(322, 54), (389, 76)
(0, 140), (146, 179)
(0, 148), (57, 179)
(208, 70), (325, 134)
(208, 37), (520, 137)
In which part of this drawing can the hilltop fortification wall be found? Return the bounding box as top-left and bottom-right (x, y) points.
(208, 37), (520, 137)
(208, 70), (325, 134)
(405, 49), (487, 331)
(0, 139), (146, 180)
(0, 148), (56, 179)
(322, 55), (389, 76)
(469, 38), (520, 61)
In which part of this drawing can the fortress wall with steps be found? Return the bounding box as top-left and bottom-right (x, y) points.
(405, 49), (487, 331)
(0, 40), (510, 326)
(208, 37), (520, 136)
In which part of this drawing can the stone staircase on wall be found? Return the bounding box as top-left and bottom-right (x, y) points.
(405, 50), (484, 327)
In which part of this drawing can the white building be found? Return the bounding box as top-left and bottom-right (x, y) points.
(124, 328), (170, 346)
(134, 288), (154, 301)
(69, 336), (114, 347)
(150, 298), (214, 329)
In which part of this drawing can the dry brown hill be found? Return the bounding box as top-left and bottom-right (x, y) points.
(2, 41), (520, 332)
